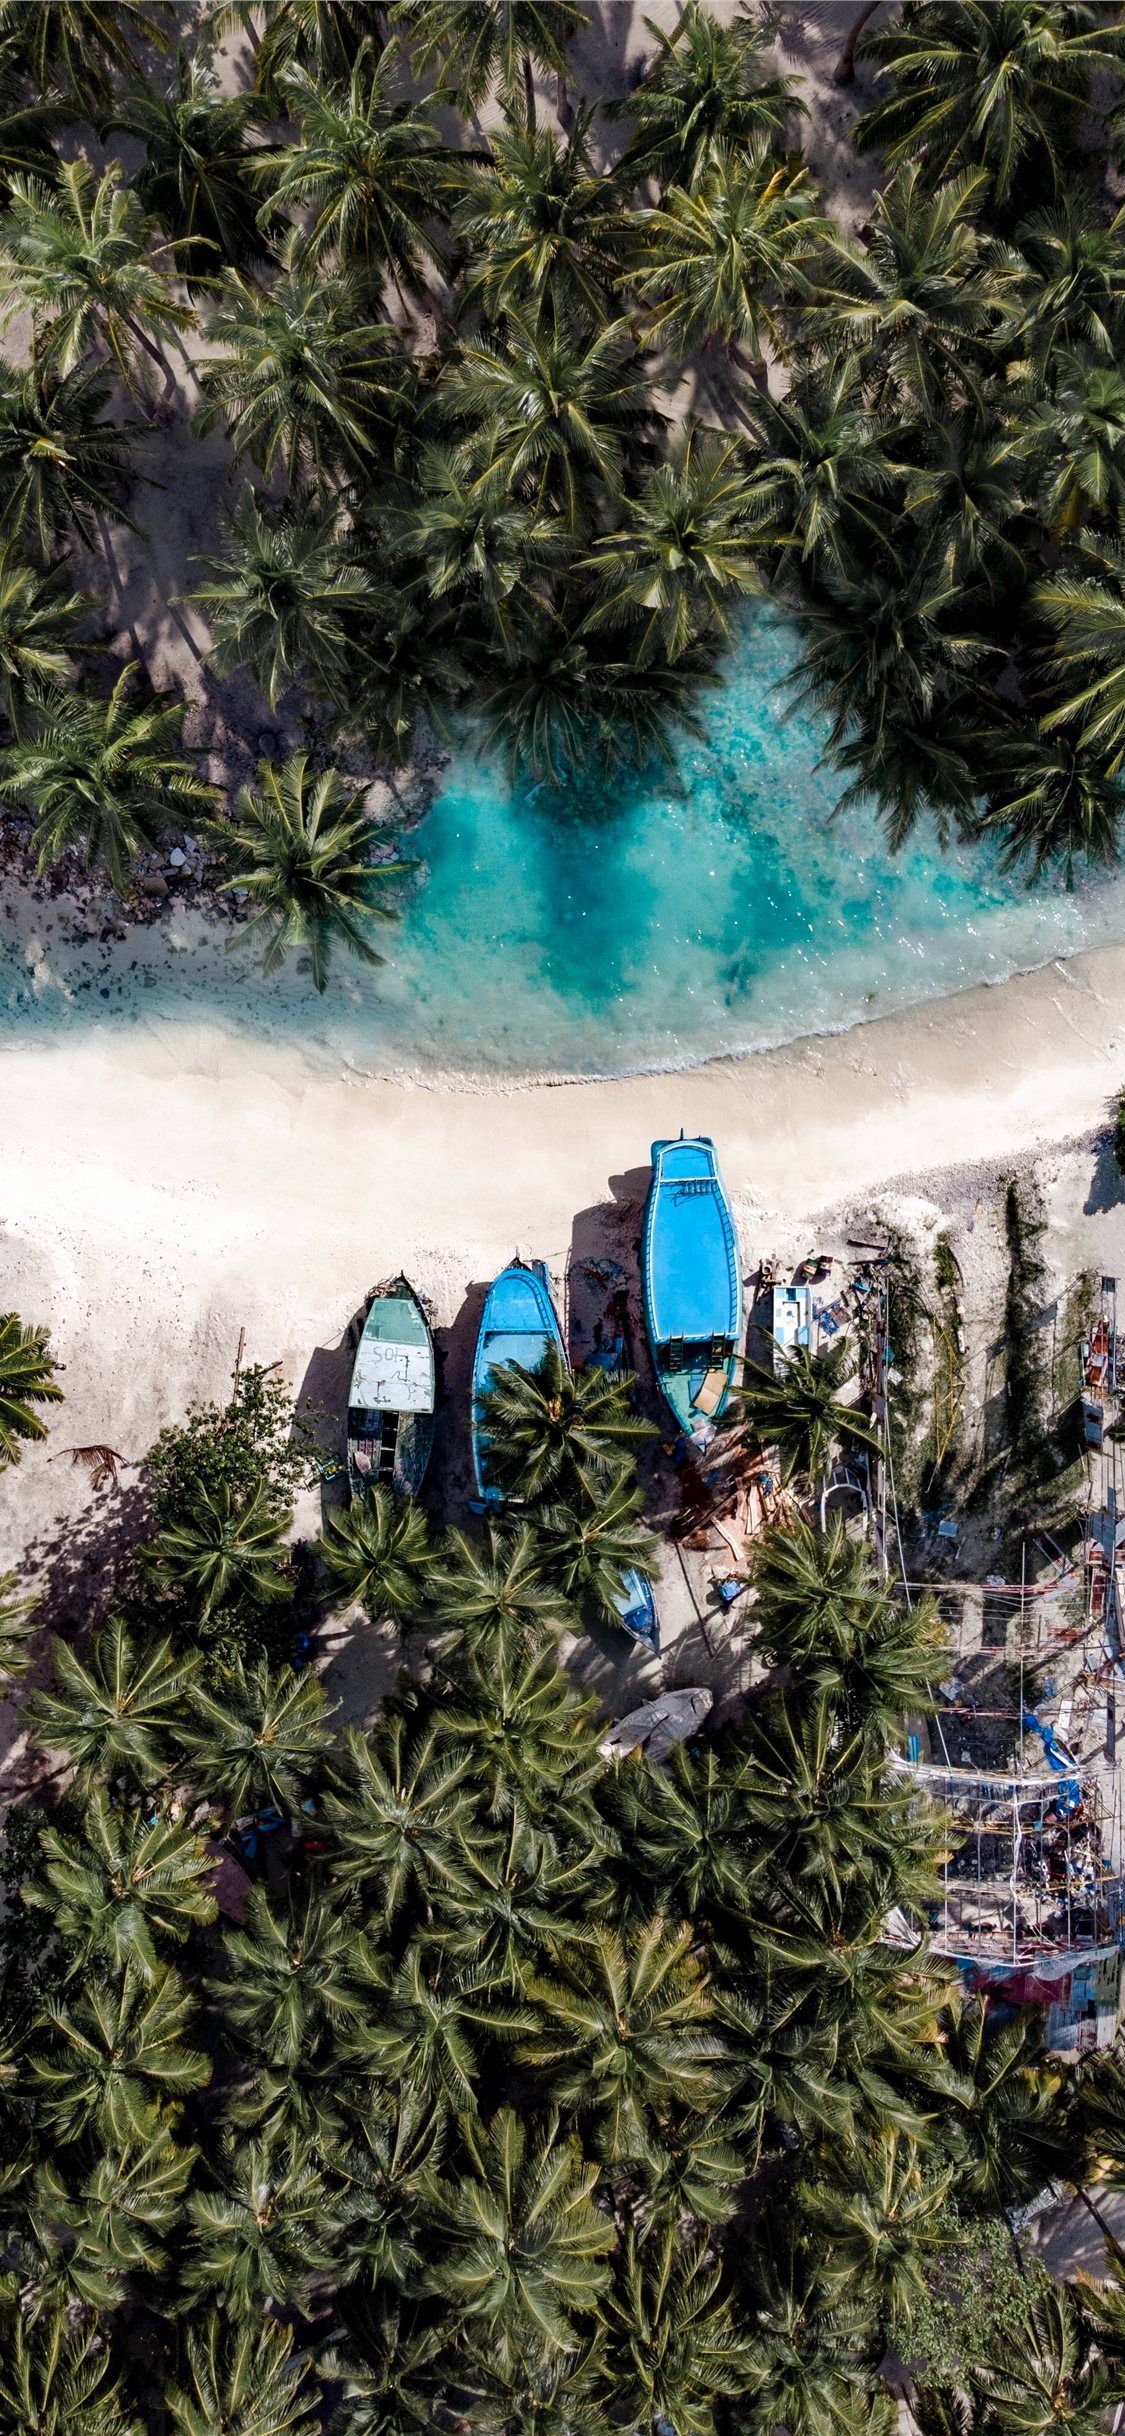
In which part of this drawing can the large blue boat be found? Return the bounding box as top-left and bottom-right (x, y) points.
(642, 1135), (742, 1437)
(471, 1259), (565, 1504)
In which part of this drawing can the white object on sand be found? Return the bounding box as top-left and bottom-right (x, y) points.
(599, 1686), (713, 1767)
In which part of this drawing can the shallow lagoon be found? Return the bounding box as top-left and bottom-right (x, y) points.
(7, 609), (1125, 1078)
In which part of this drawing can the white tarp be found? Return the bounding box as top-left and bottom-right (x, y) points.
(350, 1337), (433, 1414)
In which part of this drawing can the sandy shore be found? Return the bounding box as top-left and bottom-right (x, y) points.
(0, 937), (1123, 1596)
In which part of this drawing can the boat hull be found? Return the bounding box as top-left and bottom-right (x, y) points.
(642, 1136), (742, 1438)
(347, 1278), (436, 1500)
(471, 1260), (565, 1504)
(611, 1566), (659, 1651)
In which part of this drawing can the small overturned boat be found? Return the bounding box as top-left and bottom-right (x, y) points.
(599, 1686), (713, 1766)
(611, 1567), (659, 1652)
(642, 1135), (742, 1440)
(471, 1259), (564, 1506)
(347, 1277), (436, 1498)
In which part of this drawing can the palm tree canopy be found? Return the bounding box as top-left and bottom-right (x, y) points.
(390, 0), (586, 115)
(195, 247), (407, 483)
(220, 752), (409, 994)
(854, 1), (1125, 208)
(102, 55), (269, 288)
(736, 1340), (882, 1489)
(0, 661), (218, 891)
(188, 489), (372, 713)
(27, 1615), (201, 1789)
(423, 2108), (613, 2369)
(255, 39), (453, 291)
(0, 358), (136, 554)
(25, 1790), (218, 1979)
(0, 158), (194, 396)
(632, 143), (826, 363)
(0, 1310), (63, 1465)
(453, 107), (622, 328)
(142, 1479), (292, 1618)
(177, 1656), (336, 1820)
(612, 0), (800, 191)
(317, 1483), (432, 1619)
(165, 2314), (321, 2436)
(0, 0), (171, 110)
(475, 1341), (655, 1503)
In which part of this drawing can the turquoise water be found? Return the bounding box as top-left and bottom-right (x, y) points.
(6, 609), (1125, 1077)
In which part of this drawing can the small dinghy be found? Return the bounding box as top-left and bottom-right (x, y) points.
(599, 1686), (713, 1766)
(642, 1135), (742, 1440)
(610, 1566), (659, 1652)
(471, 1259), (564, 1506)
(347, 1277), (436, 1498)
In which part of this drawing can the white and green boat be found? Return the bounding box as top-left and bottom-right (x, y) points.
(347, 1277), (436, 1498)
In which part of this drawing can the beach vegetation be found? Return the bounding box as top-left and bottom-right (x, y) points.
(0, 660), (218, 890)
(735, 1338), (883, 1494)
(4, 1342), (1118, 2427)
(219, 751), (411, 992)
(0, 1309), (63, 1467)
(1, 0), (1125, 967)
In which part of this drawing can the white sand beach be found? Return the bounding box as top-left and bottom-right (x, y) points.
(2, 937), (1124, 1616)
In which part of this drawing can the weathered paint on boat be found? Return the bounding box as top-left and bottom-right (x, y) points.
(642, 1135), (742, 1438)
(347, 1277), (436, 1499)
(471, 1259), (564, 1505)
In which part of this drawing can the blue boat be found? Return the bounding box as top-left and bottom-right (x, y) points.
(471, 1259), (565, 1505)
(642, 1135), (742, 1437)
(611, 1566), (659, 1652)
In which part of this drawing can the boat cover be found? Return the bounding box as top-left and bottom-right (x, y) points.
(351, 1296), (434, 1414)
(476, 1265), (560, 1380)
(646, 1138), (740, 1345)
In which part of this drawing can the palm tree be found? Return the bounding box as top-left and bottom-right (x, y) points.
(187, 492), (371, 713)
(1035, 359), (1125, 537)
(206, 1879), (371, 2132)
(477, 614), (707, 786)
(810, 165), (1016, 415)
(0, 662), (218, 892)
(166, 2314), (323, 2436)
(219, 753), (409, 994)
(801, 2133), (954, 2335)
(186, 2127), (342, 2316)
(736, 1341), (881, 1494)
(425, 1520), (575, 1654)
(739, 357), (898, 575)
(103, 55), (269, 289)
(1037, 561), (1125, 770)
(430, 1803), (610, 1985)
(600, 2228), (747, 2436)
(940, 2001), (1073, 2213)
(0, 38), (69, 207)
(195, 247), (406, 484)
(322, 1713), (478, 1917)
(0, 544), (90, 734)
(0, 359), (136, 555)
(338, 2091), (447, 2292)
(25, 1790), (218, 1979)
(610, 1736), (763, 1920)
(611, 0), (799, 192)
(395, 445), (567, 653)
(476, 1343), (655, 1503)
(424, 2109), (614, 2373)
(522, 1916), (729, 2158)
(444, 310), (658, 528)
(0, 1569), (35, 1686)
(453, 108), (622, 329)
(580, 425), (763, 663)
(348, 1942), (526, 2110)
(731, 2224), (874, 2436)
(35, 2116), (197, 2308)
(854, 2), (1125, 211)
(317, 1484), (432, 1621)
(142, 1481), (291, 1617)
(538, 1472), (659, 1630)
(0, 160), (195, 403)
(631, 144), (825, 375)
(177, 1656), (335, 1820)
(431, 1639), (601, 1827)
(0, 2302), (137, 2436)
(1011, 198), (1125, 380)
(254, 40), (451, 295)
(747, 1519), (946, 1733)
(904, 409), (1031, 597)
(27, 1616), (201, 1790)
(32, 1958), (209, 2145)
(974, 721), (1124, 883)
(0, 1310), (62, 1465)
(0, 0), (171, 111)
(392, 0), (586, 129)
(972, 2286), (1118, 2436)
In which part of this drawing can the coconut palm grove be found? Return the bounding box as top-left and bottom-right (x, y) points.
(11, 2), (1125, 2433)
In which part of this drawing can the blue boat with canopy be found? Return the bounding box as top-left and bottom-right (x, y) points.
(471, 1259), (564, 1505)
(642, 1135), (742, 1438)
